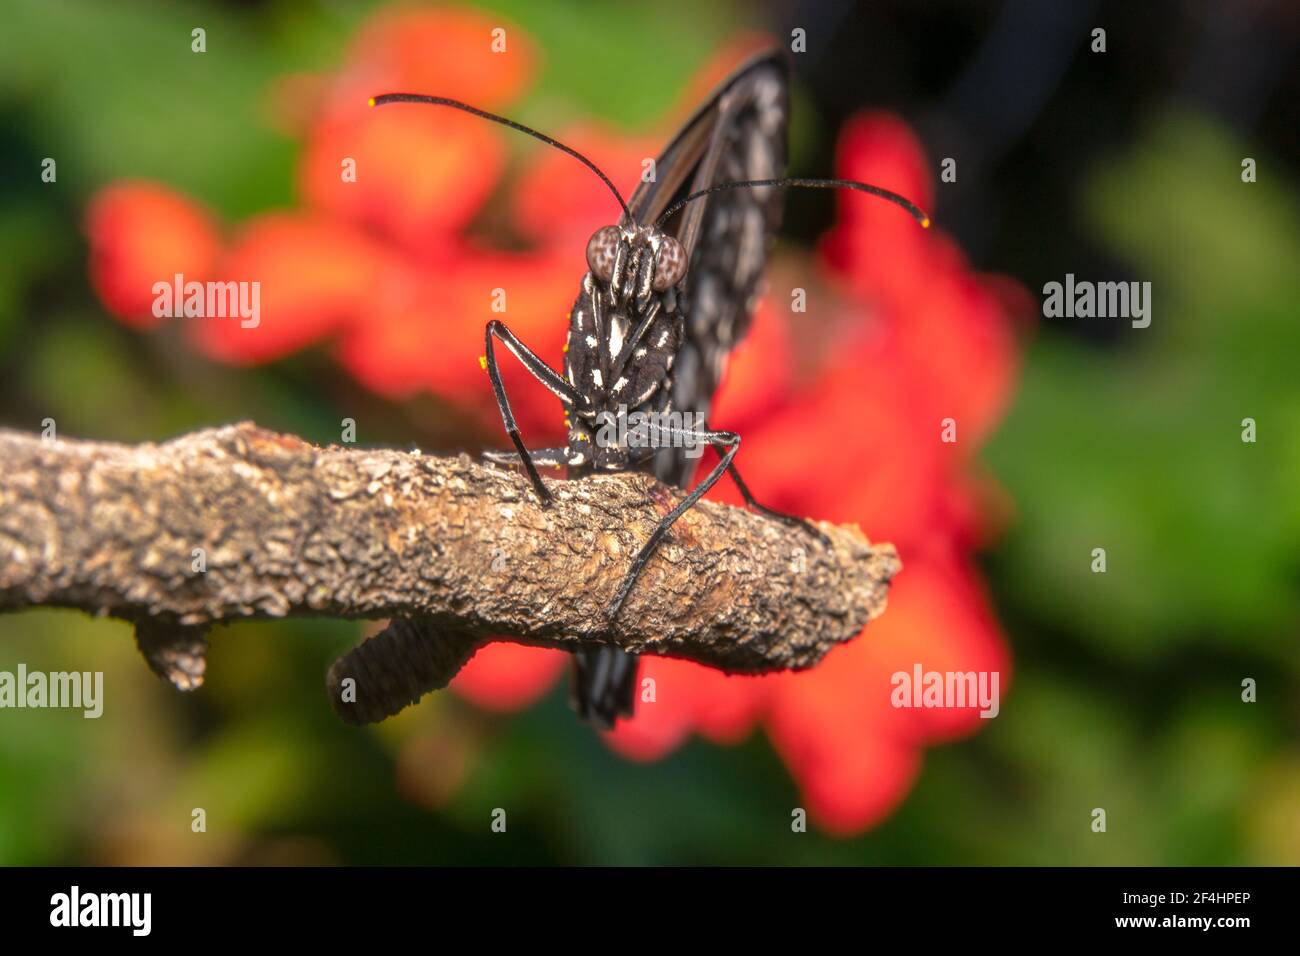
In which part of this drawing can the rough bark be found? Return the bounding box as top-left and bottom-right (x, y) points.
(0, 423), (900, 721)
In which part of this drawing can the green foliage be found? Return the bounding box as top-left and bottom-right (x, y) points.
(988, 113), (1300, 660)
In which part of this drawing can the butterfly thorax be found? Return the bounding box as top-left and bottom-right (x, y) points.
(562, 225), (686, 472)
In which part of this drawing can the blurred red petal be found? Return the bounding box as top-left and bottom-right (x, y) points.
(301, 7), (536, 249)
(814, 113), (1023, 447)
(766, 551), (1007, 833)
(767, 639), (922, 833)
(707, 335), (948, 546)
(332, 270), (455, 399)
(790, 730), (923, 836)
(452, 641), (566, 711)
(193, 212), (391, 364)
(709, 298), (794, 428)
(86, 182), (221, 328)
(883, 242), (1019, 445)
(861, 549), (1011, 744)
(602, 662), (694, 761)
(820, 112), (934, 299)
(334, 245), (573, 441)
(302, 107), (504, 249)
(344, 8), (535, 112)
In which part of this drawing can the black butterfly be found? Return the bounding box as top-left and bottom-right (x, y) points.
(371, 49), (928, 728)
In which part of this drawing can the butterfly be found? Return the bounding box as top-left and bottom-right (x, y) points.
(371, 48), (928, 728)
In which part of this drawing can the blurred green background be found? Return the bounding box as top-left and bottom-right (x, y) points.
(0, 0), (1296, 864)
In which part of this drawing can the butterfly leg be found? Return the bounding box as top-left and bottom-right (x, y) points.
(606, 427), (741, 621)
(606, 424), (833, 621)
(723, 462), (831, 547)
(483, 319), (585, 505)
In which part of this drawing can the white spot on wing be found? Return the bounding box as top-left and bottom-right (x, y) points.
(608, 315), (626, 358)
(591, 368), (603, 388)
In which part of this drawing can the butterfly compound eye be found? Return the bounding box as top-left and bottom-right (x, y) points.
(586, 225), (621, 282)
(653, 235), (686, 291)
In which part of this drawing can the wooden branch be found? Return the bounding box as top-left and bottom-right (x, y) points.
(0, 423), (900, 722)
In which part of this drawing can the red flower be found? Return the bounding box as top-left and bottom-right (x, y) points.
(454, 113), (1022, 833)
(85, 6), (578, 437)
(452, 640), (568, 713)
(84, 7), (1023, 835)
(86, 183), (220, 328)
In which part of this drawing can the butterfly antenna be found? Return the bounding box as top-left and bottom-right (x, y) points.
(655, 177), (930, 229)
(369, 93), (632, 222)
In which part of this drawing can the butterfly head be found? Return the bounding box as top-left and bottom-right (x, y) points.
(586, 224), (687, 300)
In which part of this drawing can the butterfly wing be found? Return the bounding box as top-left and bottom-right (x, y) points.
(625, 49), (788, 257)
(643, 49), (789, 487)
